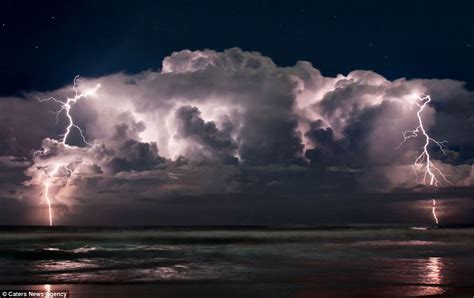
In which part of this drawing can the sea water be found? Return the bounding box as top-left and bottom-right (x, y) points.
(0, 226), (473, 297)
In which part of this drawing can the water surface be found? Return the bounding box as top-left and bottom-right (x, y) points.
(0, 226), (473, 297)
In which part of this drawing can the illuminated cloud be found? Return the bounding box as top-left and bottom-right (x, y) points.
(0, 48), (473, 224)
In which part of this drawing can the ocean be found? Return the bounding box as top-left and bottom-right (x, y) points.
(0, 226), (473, 297)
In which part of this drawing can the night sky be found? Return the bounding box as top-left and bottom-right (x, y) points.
(1, 0), (473, 95)
(0, 1), (473, 225)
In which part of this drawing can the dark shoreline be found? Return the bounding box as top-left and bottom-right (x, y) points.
(1, 283), (473, 298)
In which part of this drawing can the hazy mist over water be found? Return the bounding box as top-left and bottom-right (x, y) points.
(0, 226), (473, 296)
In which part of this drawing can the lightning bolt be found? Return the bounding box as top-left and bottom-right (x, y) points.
(398, 95), (452, 225)
(39, 76), (101, 145)
(38, 76), (100, 226)
(432, 199), (439, 225)
(43, 165), (59, 226)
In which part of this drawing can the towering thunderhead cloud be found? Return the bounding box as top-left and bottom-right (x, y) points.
(0, 48), (472, 225)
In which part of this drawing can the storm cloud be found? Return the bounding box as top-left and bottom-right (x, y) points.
(0, 48), (473, 224)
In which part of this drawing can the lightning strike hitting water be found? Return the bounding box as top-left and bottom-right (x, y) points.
(399, 95), (452, 225)
(38, 76), (100, 226)
(432, 199), (439, 225)
(42, 165), (59, 226)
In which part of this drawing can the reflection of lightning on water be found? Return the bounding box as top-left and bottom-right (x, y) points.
(399, 95), (452, 225)
(423, 257), (444, 293)
(38, 76), (100, 226)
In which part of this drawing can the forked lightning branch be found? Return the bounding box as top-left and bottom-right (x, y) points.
(37, 76), (100, 226)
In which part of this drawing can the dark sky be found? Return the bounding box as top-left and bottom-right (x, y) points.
(1, 0), (473, 96)
(0, 0), (473, 225)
